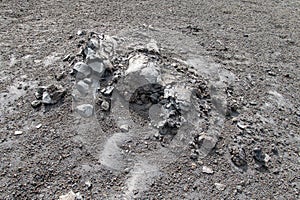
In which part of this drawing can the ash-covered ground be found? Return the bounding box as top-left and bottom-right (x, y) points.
(0, 0), (299, 199)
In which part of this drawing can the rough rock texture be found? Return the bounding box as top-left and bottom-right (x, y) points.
(0, 0), (299, 199)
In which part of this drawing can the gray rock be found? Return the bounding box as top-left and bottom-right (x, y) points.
(42, 92), (53, 104)
(214, 183), (226, 191)
(85, 180), (92, 189)
(73, 62), (92, 78)
(83, 78), (93, 85)
(197, 134), (217, 157)
(59, 190), (76, 200)
(86, 55), (106, 78)
(76, 104), (94, 118)
(31, 100), (42, 108)
(103, 86), (114, 95)
(35, 86), (46, 100)
(101, 100), (110, 111)
(14, 131), (23, 135)
(237, 121), (247, 130)
(202, 166), (214, 174)
(76, 80), (90, 95)
(140, 62), (160, 83)
(146, 39), (160, 53)
(125, 54), (148, 75)
(120, 124), (129, 132)
(77, 30), (86, 36)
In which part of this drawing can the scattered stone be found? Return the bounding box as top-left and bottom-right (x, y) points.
(202, 166), (214, 174)
(55, 71), (66, 81)
(37, 84), (66, 105)
(146, 39), (160, 54)
(76, 104), (94, 118)
(42, 92), (53, 104)
(236, 185), (243, 192)
(229, 145), (247, 167)
(196, 134), (217, 157)
(36, 124), (42, 129)
(35, 87), (46, 100)
(83, 78), (93, 85)
(191, 162), (197, 169)
(85, 180), (92, 189)
(62, 54), (71, 62)
(237, 121), (247, 130)
(77, 30), (86, 36)
(14, 131), (23, 135)
(31, 100), (42, 108)
(120, 124), (129, 132)
(101, 100), (110, 111)
(253, 147), (270, 167)
(190, 152), (198, 160)
(103, 86), (114, 96)
(214, 183), (226, 191)
(59, 190), (82, 200)
(73, 62), (92, 78)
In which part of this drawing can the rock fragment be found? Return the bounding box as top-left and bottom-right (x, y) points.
(14, 131), (23, 135)
(76, 104), (94, 118)
(101, 100), (110, 111)
(42, 92), (53, 104)
(86, 55), (106, 78)
(31, 100), (42, 108)
(59, 190), (82, 200)
(214, 183), (226, 191)
(76, 80), (90, 95)
(120, 124), (129, 132)
(73, 62), (92, 78)
(202, 166), (214, 174)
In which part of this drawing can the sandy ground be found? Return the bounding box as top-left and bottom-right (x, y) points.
(0, 0), (299, 199)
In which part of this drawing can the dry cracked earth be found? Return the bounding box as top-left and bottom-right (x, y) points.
(0, 0), (299, 199)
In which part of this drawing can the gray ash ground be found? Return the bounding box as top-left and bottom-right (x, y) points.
(0, 0), (299, 199)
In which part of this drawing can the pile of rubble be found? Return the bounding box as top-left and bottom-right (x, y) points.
(66, 31), (218, 159)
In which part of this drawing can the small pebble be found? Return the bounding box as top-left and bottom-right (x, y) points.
(14, 131), (23, 135)
(202, 166), (214, 174)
